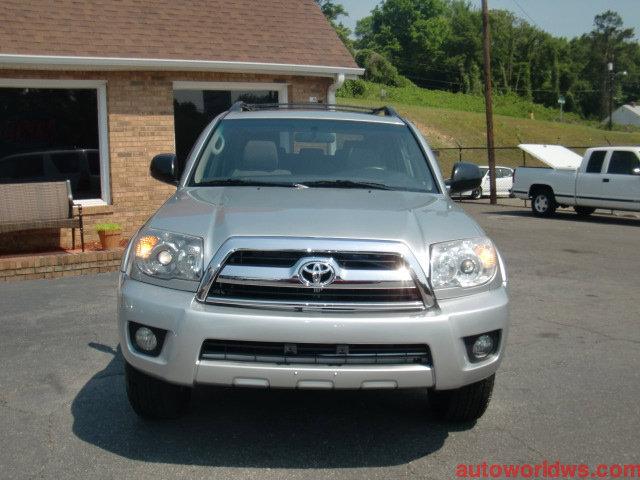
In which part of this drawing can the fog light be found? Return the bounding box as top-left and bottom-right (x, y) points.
(134, 327), (157, 352)
(472, 334), (494, 360)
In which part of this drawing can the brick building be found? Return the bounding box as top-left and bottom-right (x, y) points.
(0, 0), (362, 253)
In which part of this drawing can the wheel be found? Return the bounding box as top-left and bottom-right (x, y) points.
(531, 189), (557, 217)
(428, 374), (495, 422)
(125, 361), (191, 419)
(574, 206), (596, 217)
(471, 188), (482, 199)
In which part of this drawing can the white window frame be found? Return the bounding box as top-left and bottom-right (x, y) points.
(172, 81), (288, 104)
(0, 78), (111, 206)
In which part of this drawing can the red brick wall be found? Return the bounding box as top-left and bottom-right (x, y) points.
(0, 70), (332, 253)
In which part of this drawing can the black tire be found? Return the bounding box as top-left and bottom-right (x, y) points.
(428, 374), (495, 422)
(531, 189), (557, 217)
(574, 206), (596, 217)
(471, 188), (482, 200)
(125, 361), (191, 419)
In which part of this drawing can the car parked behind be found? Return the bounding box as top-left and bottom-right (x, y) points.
(0, 148), (100, 200)
(512, 145), (640, 217)
(457, 165), (514, 199)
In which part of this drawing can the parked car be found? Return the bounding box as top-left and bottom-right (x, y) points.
(458, 165), (514, 199)
(118, 103), (509, 423)
(512, 144), (640, 217)
(0, 148), (101, 199)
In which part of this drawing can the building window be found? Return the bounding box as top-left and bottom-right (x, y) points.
(173, 82), (288, 169)
(0, 80), (110, 205)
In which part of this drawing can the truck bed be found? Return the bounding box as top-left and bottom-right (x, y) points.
(512, 167), (578, 205)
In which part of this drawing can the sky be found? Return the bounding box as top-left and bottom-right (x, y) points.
(338, 0), (640, 39)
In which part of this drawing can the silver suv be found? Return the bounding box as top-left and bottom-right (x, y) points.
(118, 104), (508, 422)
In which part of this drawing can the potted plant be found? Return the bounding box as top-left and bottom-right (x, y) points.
(95, 223), (122, 250)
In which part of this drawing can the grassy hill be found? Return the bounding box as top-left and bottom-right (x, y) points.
(338, 83), (640, 175)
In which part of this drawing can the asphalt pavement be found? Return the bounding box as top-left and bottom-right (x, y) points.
(1, 202), (639, 479)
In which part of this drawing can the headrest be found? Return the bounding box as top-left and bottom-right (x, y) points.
(242, 141), (278, 172)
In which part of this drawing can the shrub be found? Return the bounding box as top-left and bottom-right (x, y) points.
(355, 49), (411, 88)
(338, 79), (367, 97)
(95, 222), (122, 233)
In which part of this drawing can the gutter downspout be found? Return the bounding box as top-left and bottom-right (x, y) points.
(327, 73), (345, 105)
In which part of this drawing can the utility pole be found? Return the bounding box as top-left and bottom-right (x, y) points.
(608, 62), (614, 131)
(481, 0), (497, 205)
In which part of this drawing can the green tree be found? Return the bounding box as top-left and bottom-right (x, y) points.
(352, 1), (639, 120)
(315, 0), (353, 52)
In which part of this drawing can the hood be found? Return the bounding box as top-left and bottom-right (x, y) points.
(148, 187), (484, 262)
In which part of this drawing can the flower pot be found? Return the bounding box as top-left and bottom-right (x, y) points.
(98, 230), (122, 250)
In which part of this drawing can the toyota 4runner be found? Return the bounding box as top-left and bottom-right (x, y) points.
(118, 103), (509, 422)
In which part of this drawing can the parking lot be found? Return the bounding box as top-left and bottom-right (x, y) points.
(1, 201), (639, 480)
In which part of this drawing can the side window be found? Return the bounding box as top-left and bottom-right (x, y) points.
(50, 152), (81, 174)
(585, 151), (606, 173)
(607, 151), (640, 175)
(0, 154), (45, 180)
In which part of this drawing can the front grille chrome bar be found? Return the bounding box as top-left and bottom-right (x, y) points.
(195, 237), (437, 311)
(216, 261), (416, 290)
(203, 297), (426, 312)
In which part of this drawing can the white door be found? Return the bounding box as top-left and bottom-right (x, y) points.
(576, 150), (609, 209)
(600, 150), (640, 211)
(496, 168), (512, 195)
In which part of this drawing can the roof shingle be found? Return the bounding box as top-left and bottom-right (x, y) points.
(0, 0), (357, 68)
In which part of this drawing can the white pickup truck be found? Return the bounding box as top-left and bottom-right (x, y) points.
(512, 144), (640, 217)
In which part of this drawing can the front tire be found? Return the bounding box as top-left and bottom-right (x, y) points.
(471, 188), (483, 199)
(429, 374), (495, 422)
(531, 189), (557, 217)
(574, 206), (596, 217)
(125, 361), (191, 419)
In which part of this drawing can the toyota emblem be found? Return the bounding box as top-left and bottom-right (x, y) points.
(298, 260), (336, 288)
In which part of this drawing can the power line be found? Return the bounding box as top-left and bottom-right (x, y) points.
(511, 0), (540, 28)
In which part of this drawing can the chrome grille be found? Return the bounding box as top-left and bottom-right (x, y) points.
(205, 250), (425, 312)
(200, 340), (432, 366)
(225, 251), (403, 270)
(208, 283), (422, 303)
(196, 238), (435, 312)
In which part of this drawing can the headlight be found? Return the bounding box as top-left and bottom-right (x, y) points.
(131, 229), (203, 281)
(430, 237), (497, 290)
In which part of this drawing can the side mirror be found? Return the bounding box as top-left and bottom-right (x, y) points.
(448, 162), (482, 194)
(150, 153), (179, 186)
(632, 167), (640, 176)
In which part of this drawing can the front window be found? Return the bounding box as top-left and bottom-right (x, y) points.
(607, 151), (640, 175)
(190, 118), (438, 193)
(0, 81), (109, 204)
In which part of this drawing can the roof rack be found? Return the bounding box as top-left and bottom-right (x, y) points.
(228, 102), (399, 117)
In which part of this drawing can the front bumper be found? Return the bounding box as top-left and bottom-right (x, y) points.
(118, 275), (509, 391)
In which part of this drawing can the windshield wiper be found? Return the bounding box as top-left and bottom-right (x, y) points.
(196, 179), (299, 188)
(299, 180), (393, 191)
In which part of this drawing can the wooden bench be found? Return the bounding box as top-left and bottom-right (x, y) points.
(0, 180), (85, 251)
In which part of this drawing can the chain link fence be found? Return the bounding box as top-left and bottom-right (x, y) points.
(432, 145), (596, 176)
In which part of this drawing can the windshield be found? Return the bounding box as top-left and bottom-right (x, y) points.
(189, 118), (438, 193)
